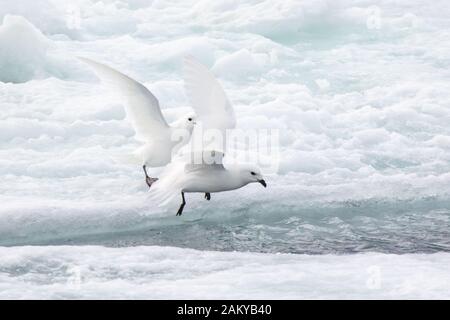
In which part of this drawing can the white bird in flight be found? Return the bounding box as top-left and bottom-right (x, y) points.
(81, 56), (267, 215)
(80, 57), (197, 187)
(151, 150), (267, 216)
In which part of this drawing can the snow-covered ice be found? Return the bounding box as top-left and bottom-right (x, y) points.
(0, 246), (449, 299)
(1, 0), (450, 299)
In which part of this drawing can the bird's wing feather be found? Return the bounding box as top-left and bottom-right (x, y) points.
(79, 57), (170, 141)
(183, 56), (236, 132)
(149, 160), (186, 206)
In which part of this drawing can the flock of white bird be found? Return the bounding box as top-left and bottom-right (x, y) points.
(80, 57), (267, 216)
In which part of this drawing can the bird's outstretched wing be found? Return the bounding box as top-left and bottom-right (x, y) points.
(79, 57), (170, 141)
(183, 56), (236, 132)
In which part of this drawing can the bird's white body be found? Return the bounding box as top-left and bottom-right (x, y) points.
(150, 151), (266, 207)
(135, 140), (172, 168)
(136, 124), (192, 167)
(181, 167), (247, 193)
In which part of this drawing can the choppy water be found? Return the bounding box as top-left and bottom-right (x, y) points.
(1, 197), (448, 255)
(96, 200), (450, 254)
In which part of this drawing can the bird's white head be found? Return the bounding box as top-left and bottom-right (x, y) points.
(234, 164), (267, 188)
(171, 112), (197, 134)
(184, 113), (197, 129)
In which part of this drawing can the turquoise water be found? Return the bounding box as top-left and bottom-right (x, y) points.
(1, 197), (448, 255)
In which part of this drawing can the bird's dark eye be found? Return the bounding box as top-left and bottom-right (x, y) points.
(188, 117), (192, 121)
(250, 171), (256, 175)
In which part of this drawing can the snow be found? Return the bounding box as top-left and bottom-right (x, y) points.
(0, 15), (51, 83)
(0, 246), (448, 299)
(213, 49), (266, 79)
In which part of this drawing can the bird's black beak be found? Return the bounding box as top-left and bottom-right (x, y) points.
(258, 179), (267, 188)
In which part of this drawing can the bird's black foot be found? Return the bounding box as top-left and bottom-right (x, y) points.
(176, 192), (186, 216)
(146, 176), (158, 189)
(204, 193), (211, 201)
(143, 165), (158, 189)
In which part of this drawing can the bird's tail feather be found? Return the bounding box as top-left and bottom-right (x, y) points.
(148, 184), (180, 208)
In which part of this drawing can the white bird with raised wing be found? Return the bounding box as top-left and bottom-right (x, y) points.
(79, 57), (196, 188)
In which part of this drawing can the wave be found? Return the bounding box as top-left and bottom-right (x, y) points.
(1, 196), (449, 255)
